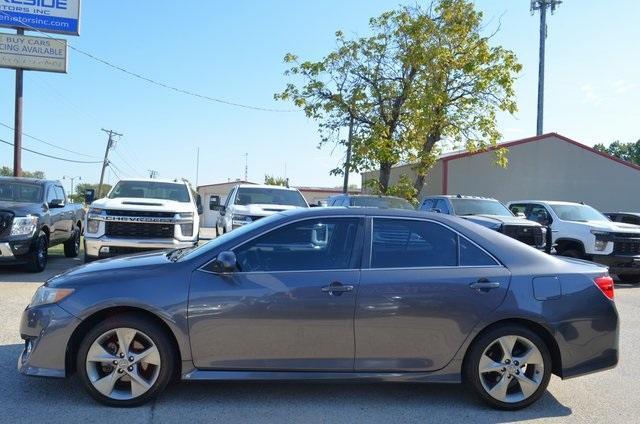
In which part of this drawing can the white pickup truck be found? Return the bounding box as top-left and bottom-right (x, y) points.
(84, 179), (202, 261)
(508, 200), (640, 283)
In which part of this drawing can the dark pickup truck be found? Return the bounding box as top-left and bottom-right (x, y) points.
(0, 177), (85, 272)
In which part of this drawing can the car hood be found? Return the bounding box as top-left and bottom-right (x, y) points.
(584, 220), (640, 233)
(90, 197), (194, 213)
(47, 250), (172, 287)
(233, 204), (305, 217)
(0, 201), (43, 216)
(463, 214), (541, 228)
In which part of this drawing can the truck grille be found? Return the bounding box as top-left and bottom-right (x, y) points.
(613, 240), (640, 255)
(105, 222), (174, 239)
(0, 211), (13, 237)
(106, 210), (175, 218)
(502, 225), (543, 246)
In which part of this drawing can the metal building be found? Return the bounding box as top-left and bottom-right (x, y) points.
(361, 133), (640, 212)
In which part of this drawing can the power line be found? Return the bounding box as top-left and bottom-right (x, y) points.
(0, 138), (102, 164)
(114, 149), (141, 176)
(108, 161), (129, 179)
(1, 11), (295, 113)
(0, 121), (99, 159)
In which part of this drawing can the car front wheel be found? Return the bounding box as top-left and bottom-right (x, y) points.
(77, 314), (176, 407)
(465, 325), (552, 410)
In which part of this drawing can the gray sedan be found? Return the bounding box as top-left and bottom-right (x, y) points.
(18, 208), (619, 410)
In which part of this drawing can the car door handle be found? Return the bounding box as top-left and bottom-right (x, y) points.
(469, 280), (501, 291)
(322, 282), (354, 296)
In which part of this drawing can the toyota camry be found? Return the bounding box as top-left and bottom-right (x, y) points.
(18, 207), (618, 409)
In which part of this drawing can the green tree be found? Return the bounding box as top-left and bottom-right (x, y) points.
(264, 175), (288, 186)
(0, 166), (45, 179)
(594, 140), (640, 165)
(277, 0), (521, 195)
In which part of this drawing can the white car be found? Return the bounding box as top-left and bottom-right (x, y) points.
(508, 200), (640, 283)
(84, 179), (202, 260)
(212, 184), (308, 234)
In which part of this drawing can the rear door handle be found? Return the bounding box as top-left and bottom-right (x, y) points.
(322, 282), (354, 296)
(469, 280), (501, 291)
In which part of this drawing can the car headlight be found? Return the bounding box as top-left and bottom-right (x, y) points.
(178, 212), (194, 219)
(11, 216), (38, 236)
(29, 286), (74, 308)
(591, 230), (610, 251)
(88, 207), (103, 215)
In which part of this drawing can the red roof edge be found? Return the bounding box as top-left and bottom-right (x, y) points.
(441, 132), (640, 173)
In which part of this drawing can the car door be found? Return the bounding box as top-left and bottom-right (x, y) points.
(355, 217), (511, 372)
(44, 185), (62, 244)
(54, 185), (73, 237)
(188, 216), (364, 371)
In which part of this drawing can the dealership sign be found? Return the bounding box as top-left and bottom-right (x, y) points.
(0, 33), (66, 72)
(0, 0), (81, 36)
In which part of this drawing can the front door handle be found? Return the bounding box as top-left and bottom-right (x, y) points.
(321, 282), (354, 296)
(469, 280), (501, 291)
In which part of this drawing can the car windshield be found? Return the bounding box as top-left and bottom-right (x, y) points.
(351, 196), (415, 210)
(235, 187), (307, 207)
(550, 204), (609, 222)
(108, 181), (190, 202)
(450, 199), (513, 217)
(0, 181), (42, 203)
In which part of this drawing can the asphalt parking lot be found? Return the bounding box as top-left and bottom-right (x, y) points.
(1, 253), (639, 423)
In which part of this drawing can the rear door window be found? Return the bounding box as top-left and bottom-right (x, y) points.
(459, 237), (498, 266)
(421, 199), (435, 211)
(371, 219), (457, 268)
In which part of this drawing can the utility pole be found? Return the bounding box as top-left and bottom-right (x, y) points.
(342, 116), (355, 193)
(148, 170), (158, 179)
(244, 153), (248, 181)
(531, 0), (562, 136)
(98, 129), (122, 198)
(13, 28), (24, 177)
(63, 175), (81, 198)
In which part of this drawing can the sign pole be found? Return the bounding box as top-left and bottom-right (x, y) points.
(13, 28), (24, 177)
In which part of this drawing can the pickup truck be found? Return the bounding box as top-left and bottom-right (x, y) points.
(419, 195), (548, 251)
(508, 200), (640, 284)
(0, 177), (85, 272)
(84, 178), (202, 261)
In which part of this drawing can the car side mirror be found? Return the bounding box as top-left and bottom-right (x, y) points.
(210, 251), (237, 273)
(209, 195), (221, 211)
(49, 198), (64, 208)
(196, 194), (203, 215)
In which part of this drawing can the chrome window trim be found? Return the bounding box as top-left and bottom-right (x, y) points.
(197, 215), (366, 274)
(369, 216), (502, 269)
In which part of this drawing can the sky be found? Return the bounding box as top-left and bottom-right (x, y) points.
(0, 0), (638, 193)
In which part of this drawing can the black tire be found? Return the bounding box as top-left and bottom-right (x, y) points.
(25, 231), (48, 273)
(618, 274), (640, 284)
(76, 313), (176, 407)
(64, 225), (81, 258)
(559, 249), (583, 259)
(465, 324), (552, 410)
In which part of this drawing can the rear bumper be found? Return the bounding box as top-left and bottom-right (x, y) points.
(85, 236), (196, 258)
(591, 254), (640, 275)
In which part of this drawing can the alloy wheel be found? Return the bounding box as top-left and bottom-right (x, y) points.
(478, 335), (545, 403)
(85, 327), (161, 401)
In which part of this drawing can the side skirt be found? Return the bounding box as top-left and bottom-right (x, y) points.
(182, 369), (461, 384)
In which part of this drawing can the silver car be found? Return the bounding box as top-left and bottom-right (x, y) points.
(18, 208), (618, 409)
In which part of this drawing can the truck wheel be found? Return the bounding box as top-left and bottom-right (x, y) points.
(25, 231), (48, 273)
(559, 249), (583, 259)
(64, 225), (81, 258)
(618, 275), (640, 284)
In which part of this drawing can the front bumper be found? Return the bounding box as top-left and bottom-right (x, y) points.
(18, 303), (81, 378)
(591, 254), (640, 276)
(0, 236), (37, 264)
(84, 236), (196, 258)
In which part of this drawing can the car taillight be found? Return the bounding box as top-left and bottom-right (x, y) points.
(594, 276), (614, 300)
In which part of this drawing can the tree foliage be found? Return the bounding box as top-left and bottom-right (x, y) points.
(594, 140), (640, 165)
(0, 166), (45, 179)
(264, 175), (288, 186)
(277, 0), (521, 199)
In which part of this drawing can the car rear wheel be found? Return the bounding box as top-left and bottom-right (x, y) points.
(64, 225), (81, 258)
(25, 231), (48, 273)
(465, 325), (552, 410)
(77, 314), (175, 407)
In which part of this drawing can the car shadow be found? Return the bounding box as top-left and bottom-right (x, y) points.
(0, 343), (571, 423)
(0, 254), (84, 284)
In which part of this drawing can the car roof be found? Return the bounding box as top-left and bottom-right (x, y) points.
(606, 212), (640, 217)
(0, 176), (53, 185)
(235, 184), (300, 191)
(508, 200), (587, 206)
(118, 178), (187, 185)
(424, 195), (498, 201)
